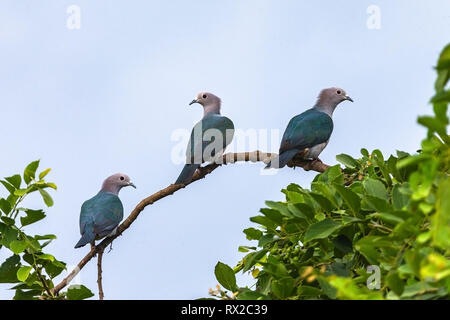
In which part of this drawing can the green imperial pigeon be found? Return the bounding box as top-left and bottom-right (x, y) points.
(175, 92), (235, 185)
(266, 87), (353, 169)
(75, 173), (136, 248)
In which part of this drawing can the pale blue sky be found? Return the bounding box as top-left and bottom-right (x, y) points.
(0, 0), (449, 299)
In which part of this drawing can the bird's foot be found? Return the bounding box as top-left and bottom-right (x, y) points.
(108, 242), (114, 253)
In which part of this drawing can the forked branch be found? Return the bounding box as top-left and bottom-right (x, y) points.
(51, 150), (329, 296)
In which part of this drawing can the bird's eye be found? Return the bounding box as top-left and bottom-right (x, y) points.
(202, 94), (207, 99)
(337, 90), (341, 94)
(120, 176), (125, 181)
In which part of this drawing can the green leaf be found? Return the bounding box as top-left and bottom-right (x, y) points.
(20, 209), (46, 227)
(24, 160), (40, 185)
(13, 289), (42, 300)
(333, 235), (353, 255)
(309, 193), (335, 212)
(318, 277), (337, 299)
(238, 246), (255, 253)
(392, 184), (409, 210)
(259, 208), (283, 225)
(363, 178), (388, 200)
(271, 277), (295, 299)
(436, 43), (450, 70)
(333, 184), (361, 215)
(1, 216), (15, 225)
(1, 226), (18, 247)
(243, 228), (263, 241)
(330, 262), (351, 277)
(11, 282), (43, 291)
(250, 216), (278, 230)
(24, 236), (41, 252)
(38, 168), (51, 180)
(311, 182), (340, 208)
(283, 190), (304, 203)
(9, 240), (28, 254)
(386, 272), (404, 296)
(396, 153), (430, 170)
(0, 180), (16, 194)
(265, 201), (292, 217)
(243, 249), (268, 272)
(341, 216), (362, 225)
(430, 90), (450, 104)
(418, 115), (447, 136)
(0, 198), (12, 214)
(34, 234), (57, 240)
(361, 148), (370, 157)
(44, 182), (57, 190)
(336, 154), (360, 169)
(236, 288), (269, 300)
(287, 203), (314, 220)
(0, 255), (21, 283)
(433, 102), (449, 124)
(44, 259), (66, 278)
(258, 234), (276, 247)
(5, 175), (21, 189)
(214, 262), (238, 291)
(298, 285), (324, 297)
(38, 189), (53, 207)
(400, 282), (435, 299)
(316, 165), (343, 185)
(16, 266), (32, 282)
(37, 254), (55, 262)
(66, 285), (94, 300)
(363, 195), (392, 212)
(355, 236), (393, 264)
(328, 277), (383, 300)
(14, 189), (27, 196)
(431, 177), (450, 249)
(304, 219), (341, 243)
(370, 212), (404, 225)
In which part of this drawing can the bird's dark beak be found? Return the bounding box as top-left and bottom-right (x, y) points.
(345, 95), (354, 102)
(189, 99), (198, 106)
(128, 182), (136, 189)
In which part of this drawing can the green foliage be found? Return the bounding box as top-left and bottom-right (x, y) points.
(212, 44), (450, 300)
(0, 161), (91, 299)
(215, 262), (238, 292)
(66, 285), (94, 300)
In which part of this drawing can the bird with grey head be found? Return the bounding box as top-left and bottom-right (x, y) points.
(75, 173), (136, 248)
(175, 91), (235, 185)
(266, 87), (353, 169)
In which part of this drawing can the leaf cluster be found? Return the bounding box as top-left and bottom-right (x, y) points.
(213, 44), (450, 300)
(0, 161), (93, 299)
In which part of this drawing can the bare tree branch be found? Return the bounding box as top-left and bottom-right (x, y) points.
(97, 247), (105, 300)
(51, 150), (329, 296)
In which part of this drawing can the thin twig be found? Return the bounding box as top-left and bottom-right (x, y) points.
(368, 222), (393, 233)
(97, 247), (105, 300)
(30, 252), (53, 298)
(51, 150), (329, 296)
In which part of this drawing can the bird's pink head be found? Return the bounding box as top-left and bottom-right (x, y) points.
(316, 87), (353, 108)
(101, 173), (136, 195)
(189, 92), (222, 116)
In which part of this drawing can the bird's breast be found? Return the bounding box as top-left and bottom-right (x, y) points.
(305, 140), (329, 159)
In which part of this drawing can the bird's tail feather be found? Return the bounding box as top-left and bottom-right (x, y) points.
(74, 231), (95, 248)
(265, 149), (299, 169)
(175, 164), (201, 185)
